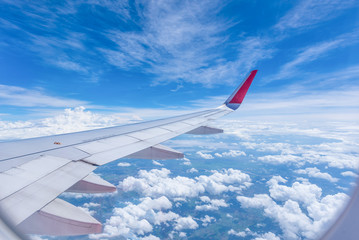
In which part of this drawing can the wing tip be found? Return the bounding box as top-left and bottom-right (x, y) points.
(225, 70), (257, 110)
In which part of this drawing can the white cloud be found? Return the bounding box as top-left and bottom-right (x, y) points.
(222, 121), (359, 170)
(0, 84), (87, 108)
(174, 216), (198, 231)
(119, 168), (252, 199)
(196, 151), (214, 159)
(200, 215), (216, 226)
(181, 157), (192, 166)
(1, 1), (273, 86)
(83, 202), (100, 208)
(228, 228), (280, 240)
(79, 202), (101, 216)
(215, 150), (246, 158)
(187, 168), (198, 173)
(182, 161), (191, 166)
(91, 196), (174, 239)
(0, 107), (138, 141)
(295, 167), (338, 182)
(254, 232), (280, 240)
(140, 235), (160, 240)
(341, 171), (358, 178)
(275, 0), (356, 31)
(228, 229), (246, 237)
(195, 197), (229, 211)
(267, 30), (359, 83)
(237, 176), (349, 240)
(152, 160), (163, 166)
(97, 0), (269, 87)
(241, 142), (293, 153)
(118, 162), (131, 167)
(267, 176), (323, 207)
(258, 154), (302, 166)
(78, 206), (96, 216)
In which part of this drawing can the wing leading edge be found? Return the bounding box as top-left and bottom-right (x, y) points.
(0, 70), (257, 237)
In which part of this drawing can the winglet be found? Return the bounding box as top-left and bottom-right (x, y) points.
(225, 70), (257, 110)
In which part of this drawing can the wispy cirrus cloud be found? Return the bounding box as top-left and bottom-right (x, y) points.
(1, 0), (357, 89)
(265, 30), (359, 83)
(100, 1), (272, 86)
(0, 84), (87, 107)
(275, 0), (358, 31)
(0, 0), (272, 87)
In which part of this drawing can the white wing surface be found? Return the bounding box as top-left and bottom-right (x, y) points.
(0, 70), (257, 236)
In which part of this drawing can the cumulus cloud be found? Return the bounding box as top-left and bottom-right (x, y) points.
(140, 235), (160, 240)
(267, 176), (322, 207)
(237, 176), (349, 239)
(91, 196), (175, 239)
(83, 202), (100, 208)
(187, 168), (198, 173)
(78, 206), (96, 216)
(295, 167), (338, 182)
(118, 162), (131, 167)
(0, 107), (138, 141)
(341, 171), (358, 178)
(195, 196), (229, 211)
(258, 154), (302, 166)
(227, 228), (279, 240)
(200, 215), (216, 226)
(241, 142), (293, 153)
(119, 168), (251, 199)
(214, 150), (246, 158)
(223, 120), (359, 170)
(228, 229), (247, 237)
(181, 157), (192, 166)
(174, 216), (199, 231)
(78, 202), (101, 216)
(254, 232), (280, 240)
(196, 151), (214, 159)
(152, 160), (164, 166)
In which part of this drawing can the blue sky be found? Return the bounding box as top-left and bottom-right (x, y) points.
(0, 0), (359, 122)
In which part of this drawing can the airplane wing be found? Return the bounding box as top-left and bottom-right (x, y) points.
(0, 70), (258, 237)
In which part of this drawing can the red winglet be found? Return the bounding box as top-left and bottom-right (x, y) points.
(225, 70), (257, 110)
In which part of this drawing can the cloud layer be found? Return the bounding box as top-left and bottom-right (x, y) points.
(237, 176), (349, 240)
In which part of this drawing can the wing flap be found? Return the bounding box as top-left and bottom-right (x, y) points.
(186, 126), (223, 135)
(0, 160), (96, 225)
(127, 144), (184, 160)
(66, 173), (116, 193)
(17, 198), (102, 236)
